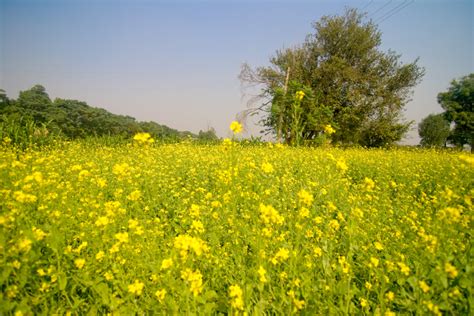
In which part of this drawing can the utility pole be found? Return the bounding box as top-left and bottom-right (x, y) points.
(278, 67), (290, 143)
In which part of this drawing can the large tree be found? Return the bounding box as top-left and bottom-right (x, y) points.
(418, 113), (450, 147)
(438, 73), (473, 151)
(240, 8), (424, 146)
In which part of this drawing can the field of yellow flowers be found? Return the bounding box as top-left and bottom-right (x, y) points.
(0, 138), (472, 315)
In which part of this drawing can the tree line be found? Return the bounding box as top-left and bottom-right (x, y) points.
(0, 85), (211, 142)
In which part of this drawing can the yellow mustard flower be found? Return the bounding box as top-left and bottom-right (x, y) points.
(114, 232), (129, 243)
(155, 288), (166, 302)
(133, 132), (155, 144)
(181, 269), (203, 297)
(261, 162), (274, 173)
(74, 258), (85, 269)
(445, 262), (458, 278)
(161, 258), (173, 270)
(297, 189), (314, 206)
(419, 280), (430, 293)
(128, 280), (144, 296)
(229, 285), (244, 310)
(324, 124), (336, 134)
(385, 291), (395, 301)
(295, 90), (305, 101)
(229, 121), (243, 134)
(257, 266), (268, 283)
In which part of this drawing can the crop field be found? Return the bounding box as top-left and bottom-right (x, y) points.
(0, 139), (472, 315)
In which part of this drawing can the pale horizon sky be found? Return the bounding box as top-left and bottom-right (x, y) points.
(1, 0), (473, 144)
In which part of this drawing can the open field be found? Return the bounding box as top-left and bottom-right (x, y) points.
(1, 141), (472, 314)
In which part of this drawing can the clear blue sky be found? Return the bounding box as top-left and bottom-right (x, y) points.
(1, 0), (472, 143)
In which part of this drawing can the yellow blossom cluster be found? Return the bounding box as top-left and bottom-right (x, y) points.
(324, 124), (336, 135)
(181, 269), (203, 297)
(133, 132), (155, 144)
(229, 121), (243, 134)
(228, 285), (244, 310)
(259, 204), (284, 225)
(173, 234), (209, 258)
(295, 90), (305, 101)
(128, 280), (145, 295)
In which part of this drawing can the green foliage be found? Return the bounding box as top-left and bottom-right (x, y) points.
(265, 82), (333, 144)
(438, 73), (474, 150)
(138, 121), (195, 141)
(197, 128), (219, 142)
(241, 8), (424, 147)
(0, 89), (8, 108)
(0, 116), (59, 149)
(16, 85), (52, 123)
(418, 113), (450, 147)
(50, 98), (140, 138)
(359, 117), (412, 148)
(0, 85), (195, 143)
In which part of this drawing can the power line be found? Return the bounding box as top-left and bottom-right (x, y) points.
(375, 0), (409, 22)
(375, 0), (414, 24)
(368, 0), (393, 19)
(361, 0), (374, 11)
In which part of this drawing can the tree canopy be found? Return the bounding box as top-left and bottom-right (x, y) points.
(197, 128), (219, 142)
(438, 73), (473, 150)
(418, 113), (450, 147)
(240, 8), (424, 147)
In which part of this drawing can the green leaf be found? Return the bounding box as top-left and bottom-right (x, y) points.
(58, 273), (68, 291)
(94, 282), (111, 305)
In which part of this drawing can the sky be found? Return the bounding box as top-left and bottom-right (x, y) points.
(1, 0), (473, 144)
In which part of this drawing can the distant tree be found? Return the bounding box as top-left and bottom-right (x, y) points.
(139, 121), (185, 139)
(198, 128), (219, 141)
(240, 8), (424, 147)
(53, 98), (142, 137)
(16, 85), (52, 122)
(438, 74), (474, 151)
(52, 98), (91, 137)
(0, 89), (8, 107)
(418, 113), (450, 147)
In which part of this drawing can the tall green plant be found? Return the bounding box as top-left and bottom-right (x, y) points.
(267, 82), (334, 145)
(0, 116), (58, 149)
